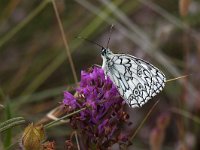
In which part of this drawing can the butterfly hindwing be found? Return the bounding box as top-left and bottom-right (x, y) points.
(104, 54), (166, 108)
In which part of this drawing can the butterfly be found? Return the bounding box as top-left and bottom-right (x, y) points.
(101, 48), (166, 108)
(77, 33), (166, 108)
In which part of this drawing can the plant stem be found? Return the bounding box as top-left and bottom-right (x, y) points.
(44, 107), (86, 129)
(51, 0), (78, 83)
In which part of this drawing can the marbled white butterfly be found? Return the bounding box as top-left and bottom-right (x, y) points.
(101, 48), (166, 108)
(78, 32), (166, 108)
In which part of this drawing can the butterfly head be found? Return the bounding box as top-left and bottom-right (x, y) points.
(101, 48), (113, 59)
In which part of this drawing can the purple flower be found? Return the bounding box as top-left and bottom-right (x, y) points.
(63, 91), (78, 110)
(62, 67), (130, 148)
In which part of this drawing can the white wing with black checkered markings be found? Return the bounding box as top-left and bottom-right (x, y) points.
(103, 53), (166, 108)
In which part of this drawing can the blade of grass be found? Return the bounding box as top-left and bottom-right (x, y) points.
(171, 107), (200, 124)
(13, 51), (75, 110)
(0, 0), (51, 49)
(3, 101), (12, 149)
(0, 117), (25, 133)
(138, 0), (187, 29)
(12, 84), (75, 106)
(0, 117), (24, 128)
(15, 0), (124, 110)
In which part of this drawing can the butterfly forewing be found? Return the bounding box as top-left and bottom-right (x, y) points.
(104, 54), (166, 108)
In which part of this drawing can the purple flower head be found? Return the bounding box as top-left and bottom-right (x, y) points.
(62, 67), (130, 148)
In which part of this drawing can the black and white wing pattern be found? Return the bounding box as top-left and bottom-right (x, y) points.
(104, 54), (166, 108)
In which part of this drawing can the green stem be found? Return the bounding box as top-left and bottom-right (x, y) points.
(44, 107), (86, 129)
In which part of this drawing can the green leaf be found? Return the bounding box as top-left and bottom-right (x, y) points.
(3, 101), (12, 149)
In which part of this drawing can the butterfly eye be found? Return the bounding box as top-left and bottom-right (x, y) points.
(101, 48), (107, 56)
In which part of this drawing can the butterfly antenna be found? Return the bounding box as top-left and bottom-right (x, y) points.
(106, 24), (114, 48)
(76, 36), (104, 49)
(166, 74), (192, 82)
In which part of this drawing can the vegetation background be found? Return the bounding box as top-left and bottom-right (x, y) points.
(0, 0), (200, 149)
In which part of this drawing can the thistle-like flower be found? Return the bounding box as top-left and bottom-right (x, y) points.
(63, 67), (130, 148)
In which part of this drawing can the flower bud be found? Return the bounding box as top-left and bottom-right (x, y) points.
(21, 123), (45, 150)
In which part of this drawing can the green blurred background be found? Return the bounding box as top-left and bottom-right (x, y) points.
(0, 0), (200, 149)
